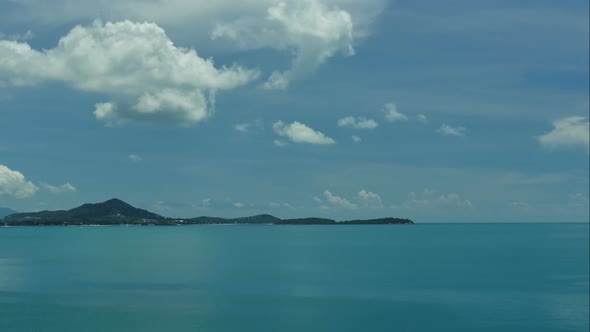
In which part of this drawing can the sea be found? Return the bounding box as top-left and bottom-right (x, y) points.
(0, 223), (588, 332)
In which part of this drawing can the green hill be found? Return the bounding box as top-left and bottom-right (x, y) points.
(3, 199), (414, 226)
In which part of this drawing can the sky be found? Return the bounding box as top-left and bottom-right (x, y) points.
(0, 0), (588, 222)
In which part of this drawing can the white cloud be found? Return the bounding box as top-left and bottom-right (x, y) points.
(273, 120), (335, 144)
(323, 190), (357, 209)
(384, 103), (408, 122)
(212, 0), (356, 89)
(0, 20), (259, 126)
(537, 116), (589, 149)
(41, 182), (77, 194)
(233, 202), (246, 208)
(128, 154), (143, 162)
(417, 114), (428, 123)
(352, 135), (361, 142)
(356, 189), (383, 208)
(0, 165), (39, 198)
(234, 123), (250, 132)
(337, 116), (378, 129)
(437, 123), (466, 137)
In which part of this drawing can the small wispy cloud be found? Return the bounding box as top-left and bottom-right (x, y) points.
(0, 30), (34, 42)
(269, 202), (295, 209)
(437, 123), (466, 137)
(323, 190), (357, 209)
(273, 121), (335, 145)
(128, 154), (143, 162)
(234, 123), (250, 133)
(356, 189), (383, 208)
(337, 116), (378, 129)
(274, 139), (288, 147)
(42, 182), (77, 194)
(384, 103), (408, 122)
(392, 189), (472, 211)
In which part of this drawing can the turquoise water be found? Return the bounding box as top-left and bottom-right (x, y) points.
(0, 223), (588, 332)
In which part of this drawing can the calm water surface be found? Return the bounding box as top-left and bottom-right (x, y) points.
(0, 223), (588, 331)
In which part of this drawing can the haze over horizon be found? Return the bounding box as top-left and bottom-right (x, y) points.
(1, 0), (588, 222)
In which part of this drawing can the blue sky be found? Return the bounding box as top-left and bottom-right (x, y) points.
(0, 0), (588, 222)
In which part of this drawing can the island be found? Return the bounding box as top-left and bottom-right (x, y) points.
(1, 198), (414, 226)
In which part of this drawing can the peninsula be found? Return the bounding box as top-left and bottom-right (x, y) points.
(2, 198), (414, 226)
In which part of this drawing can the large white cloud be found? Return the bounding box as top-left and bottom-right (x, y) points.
(0, 165), (39, 199)
(0, 20), (259, 126)
(273, 120), (335, 144)
(537, 116), (589, 149)
(3, 1), (385, 91)
(212, 0), (356, 89)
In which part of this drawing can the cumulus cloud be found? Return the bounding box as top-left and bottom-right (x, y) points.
(356, 189), (383, 208)
(384, 103), (408, 122)
(0, 165), (39, 198)
(338, 116), (378, 129)
(212, 0), (355, 89)
(0, 20), (259, 126)
(352, 135), (361, 142)
(41, 182), (77, 194)
(537, 116), (589, 149)
(233, 202), (246, 208)
(3, 0), (385, 88)
(437, 123), (466, 137)
(323, 190), (357, 209)
(273, 121), (335, 144)
(417, 114), (428, 123)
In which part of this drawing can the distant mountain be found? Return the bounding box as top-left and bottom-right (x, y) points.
(66, 198), (161, 219)
(186, 214), (282, 225)
(278, 217), (413, 225)
(3, 199), (413, 226)
(4, 198), (162, 225)
(279, 217), (337, 225)
(0, 208), (17, 218)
